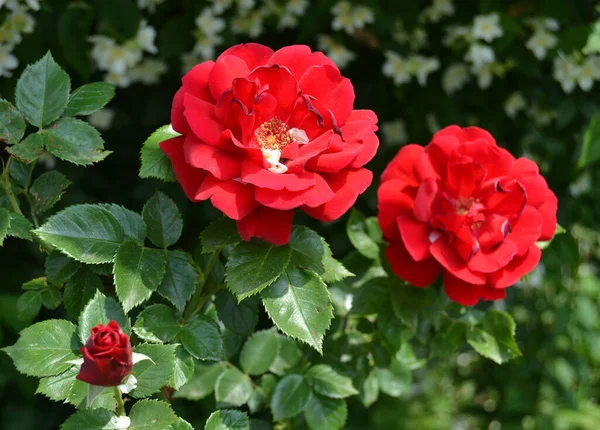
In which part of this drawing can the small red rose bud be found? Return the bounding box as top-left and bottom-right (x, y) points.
(76, 320), (133, 387)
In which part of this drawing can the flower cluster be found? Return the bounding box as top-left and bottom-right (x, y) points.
(0, 0), (40, 77)
(330, 1), (374, 35)
(553, 54), (600, 93)
(89, 20), (165, 87)
(382, 51), (440, 87)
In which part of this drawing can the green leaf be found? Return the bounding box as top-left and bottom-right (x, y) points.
(42, 287), (62, 309)
(215, 289), (259, 336)
(45, 249), (81, 285)
(180, 315), (223, 360)
(240, 329), (280, 375)
(67, 379), (116, 410)
(133, 304), (181, 343)
(375, 360), (412, 397)
(0, 99), (26, 145)
(173, 362), (227, 400)
(390, 281), (433, 330)
(226, 241), (292, 300)
(113, 240), (167, 312)
(43, 118), (111, 165)
(429, 320), (467, 358)
(60, 408), (116, 430)
(304, 364), (359, 398)
(131, 343), (177, 399)
(261, 267), (333, 353)
(15, 51), (70, 127)
(350, 277), (389, 315)
(6, 133), (45, 164)
(157, 250), (198, 312)
(205, 410), (250, 430)
(22, 277), (47, 290)
(578, 112), (600, 168)
(139, 125), (178, 182)
(34, 204), (124, 264)
(360, 369), (379, 407)
(269, 336), (302, 375)
(287, 226), (352, 283)
(7, 212), (34, 241)
(215, 367), (254, 407)
(37, 365), (78, 403)
(536, 223), (566, 250)
(168, 418), (194, 430)
(2, 319), (79, 377)
(347, 209), (380, 260)
(304, 394), (348, 430)
(584, 21), (600, 54)
(99, 204), (146, 244)
(270, 374), (311, 420)
(168, 345), (195, 390)
(142, 191), (183, 248)
(63, 268), (103, 317)
(30, 171), (72, 215)
(466, 310), (522, 364)
(16, 290), (42, 321)
(63, 82), (115, 117)
(58, 4), (93, 82)
(78, 290), (129, 344)
(201, 217), (241, 253)
(129, 399), (178, 429)
(0, 208), (9, 245)
(9, 158), (34, 189)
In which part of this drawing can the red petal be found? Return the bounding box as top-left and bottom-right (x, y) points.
(241, 159), (316, 191)
(446, 156), (486, 198)
(537, 190), (558, 241)
(182, 60), (215, 103)
(509, 206), (543, 254)
(385, 241), (442, 287)
(397, 214), (432, 261)
(305, 142), (362, 173)
(218, 43), (273, 71)
(418, 133), (460, 180)
(208, 54), (250, 101)
(413, 177), (438, 223)
(183, 94), (222, 145)
(461, 140), (514, 180)
(160, 136), (206, 201)
(467, 240), (518, 273)
(184, 134), (241, 180)
(488, 244), (542, 288)
(436, 125), (496, 146)
(377, 179), (414, 240)
(443, 273), (506, 306)
(381, 144), (423, 185)
(351, 130), (379, 168)
(171, 88), (190, 134)
(346, 109), (378, 123)
(302, 168), (372, 222)
(267, 45), (337, 80)
(248, 65), (300, 118)
(299, 64), (355, 126)
(255, 173), (334, 210)
(430, 239), (486, 285)
(195, 175), (259, 220)
(237, 206), (293, 245)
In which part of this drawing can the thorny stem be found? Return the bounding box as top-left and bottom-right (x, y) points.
(183, 249), (222, 321)
(1, 158), (23, 216)
(114, 386), (126, 416)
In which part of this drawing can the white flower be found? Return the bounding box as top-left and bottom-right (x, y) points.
(136, 20), (158, 54)
(443, 25), (471, 46)
(0, 44), (18, 77)
(88, 108), (115, 130)
(577, 56), (600, 91)
(193, 34), (223, 59)
(526, 29), (557, 60)
(569, 172), (592, 197)
(107, 45), (142, 75)
(465, 43), (495, 67)
(129, 58), (167, 85)
(410, 27), (428, 51)
(409, 55), (439, 86)
(25, 0), (40, 11)
(195, 7), (226, 36)
(382, 51), (411, 85)
(231, 10), (264, 37)
(471, 63), (493, 89)
(382, 120), (408, 146)
(10, 5), (35, 34)
(504, 92), (527, 118)
(137, 0), (165, 12)
(110, 416), (131, 430)
(210, 0), (233, 14)
(105, 71), (132, 87)
(553, 55), (580, 93)
(331, 1), (374, 34)
(278, 13), (299, 30)
(237, 0), (255, 11)
(317, 35), (355, 69)
(526, 17), (560, 32)
(442, 63), (469, 94)
(420, 0), (454, 23)
(286, 0), (308, 16)
(472, 13), (503, 42)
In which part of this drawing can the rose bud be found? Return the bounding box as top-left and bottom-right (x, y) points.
(377, 126), (557, 306)
(161, 43), (378, 245)
(76, 320), (133, 387)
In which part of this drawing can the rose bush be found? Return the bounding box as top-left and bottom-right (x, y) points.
(378, 125), (558, 305)
(77, 321), (133, 387)
(161, 43), (378, 245)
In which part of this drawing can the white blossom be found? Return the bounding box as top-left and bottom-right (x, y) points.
(443, 25), (471, 46)
(528, 104), (556, 126)
(136, 0), (165, 12)
(472, 13), (503, 42)
(237, 0), (255, 11)
(331, 1), (374, 35)
(129, 58), (167, 85)
(285, 0), (308, 16)
(471, 63), (493, 89)
(504, 92), (527, 118)
(569, 172), (592, 197)
(442, 63), (469, 94)
(382, 51), (411, 85)
(210, 0), (233, 14)
(232, 10), (264, 37)
(194, 34), (223, 59)
(465, 43), (495, 68)
(553, 55), (580, 93)
(88, 108), (115, 130)
(382, 120), (408, 146)
(317, 35), (355, 69)
(0, 44), (18, 77)
(410, 27), (428, 51)
(577, 56), (600, 91)
(195, 7), (226, 36)
(526, 29), (557, 60)
(135, 20), (158, 54)
(409, 55), (440, 86)
(420, 0), (454, 23)
(526, 17), (560, 32)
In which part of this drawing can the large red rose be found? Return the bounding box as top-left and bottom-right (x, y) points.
(161, 43), (378, 245)
(377, 126), (557, 306)
(77, 320), (133, 387)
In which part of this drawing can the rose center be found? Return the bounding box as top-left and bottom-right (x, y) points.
(254, 117), (309, 174)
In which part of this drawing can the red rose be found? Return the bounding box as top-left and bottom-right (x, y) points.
(161, 43), (378, 245)
(377, 126), (557, 306)
(76, 320), (133, 387)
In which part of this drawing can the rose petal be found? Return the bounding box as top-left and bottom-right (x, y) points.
(241, 159), (315, 191)
(184, 134), (242, 180)
(183, 93), (223, 145)
(267, 45), (337, 80)
(237, 206), (294, 245)
(377, 179), (415, 240)
(254, 173), (334, 210)
(195, 175), (259, 220)
(488, 244), (542, 289)
(413, 177), (438, 223)
(397, 214), (432, 261)
(430, 238), (486, 285)
(385, 241), (442, 287)
(160, 136), (206, 201)
(381, 144), (423, 185)
(182, 60), (215, 103)
(171, 88), (190, 134)
(208, 54), (250, 101)
(219, 43), (274, 70)
(443, 273), (506, 306)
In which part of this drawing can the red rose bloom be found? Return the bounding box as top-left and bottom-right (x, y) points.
(161, 43), (378, 245)
(77, 320), (132, 387)
(377, 126), (557, 306)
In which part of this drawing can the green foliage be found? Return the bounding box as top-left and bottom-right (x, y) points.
(78, 290), (130, 343)
(304, 364), (359, 398)
(347, 209), (381, 260)
(6, 133), (45, 164)
(578, 112), (600, 168)
(215, 367), (254, 407)
(201, 217), (242, 253)
(240, 329), (280, 375)
(173, 362), (227, 401)
(100, 204), (147, 244)
(128, 399), (179, 429)
(0, 99), (26, 145)
(63, 82), (115, 117)
(270, 374), (311, 420)
(30, 172), (72, 215)
(157, 250), (198, 312)
(142, 191), (183, 248)
(63, 268), (103, 317)
(215, 290), (259, 336)
(466, 310), (522, 364)
(133, 304), (181, 343)
(139, 125), (178, 182)
(131, 343), (177, 398)
(205, 409), (250, 430)
(43, 118), (111, 165)
(304, 394), (348, 430)
(180, 315), (223, 360)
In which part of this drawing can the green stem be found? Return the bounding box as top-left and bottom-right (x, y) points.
(114, 386), (126, 416)
(24, 193), (40, 228)
(183, 249), (222, 320)
(1, 159), (23, 215)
